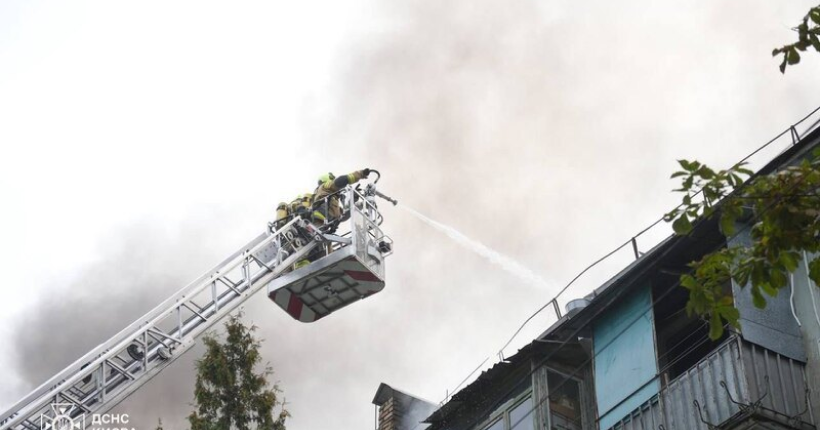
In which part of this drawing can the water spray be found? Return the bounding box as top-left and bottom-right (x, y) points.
(399, 204), (555, 292)
(367, 176), (548, 291)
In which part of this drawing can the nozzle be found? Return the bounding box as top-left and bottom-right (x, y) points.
(375, 190), (398, 206)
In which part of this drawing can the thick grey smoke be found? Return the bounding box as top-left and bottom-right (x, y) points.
(308, 0), (820, 424)
(7, 214), (248, 430)
(6, 1), (820, 430)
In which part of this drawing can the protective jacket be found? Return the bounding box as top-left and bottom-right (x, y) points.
(275, 193), (314, 230)
(290, 193), (313, 215)
(274, 202), (290, 230)
(313, 171), (366, 222)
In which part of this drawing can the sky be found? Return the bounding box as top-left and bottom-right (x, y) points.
(1, 1), (820, 430)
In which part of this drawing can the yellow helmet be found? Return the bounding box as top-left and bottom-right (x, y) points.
(318, 172), (335, 185)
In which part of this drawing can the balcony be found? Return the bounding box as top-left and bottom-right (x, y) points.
(609, 336), (815, 430)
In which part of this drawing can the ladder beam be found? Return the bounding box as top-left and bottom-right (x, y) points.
(0, 230), (271, 425)
(74, 242), (318, 418)
(0, 217), (313, 430)
(1, 184), (391, 430)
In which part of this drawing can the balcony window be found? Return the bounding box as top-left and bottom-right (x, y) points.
(509, 396), (534, 430)
(486, 417), (504, 430)
(482, 393), (535, 430)
(547, 371), (582, 430)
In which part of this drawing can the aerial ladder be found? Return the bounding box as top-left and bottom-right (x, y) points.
(0, 179), (396, 430)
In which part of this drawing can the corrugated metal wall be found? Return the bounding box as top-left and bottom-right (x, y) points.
(607, 337), (812, 430)
(742, 341), (813, 422)
(609, 397), (663, 430)
(656, 338), (746, 430)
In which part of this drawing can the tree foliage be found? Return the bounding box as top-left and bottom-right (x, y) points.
(188, 313), (288, 430)
(772, 4), (820, 73)
(665, 150), (820, 339)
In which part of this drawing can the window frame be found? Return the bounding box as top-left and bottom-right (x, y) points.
(479, 389), (535, 430)
(544, 366), (586, 430)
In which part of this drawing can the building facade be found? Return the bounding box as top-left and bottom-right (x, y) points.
(402, 126), (820, 430)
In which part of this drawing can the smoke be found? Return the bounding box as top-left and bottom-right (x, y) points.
(303, 1), (820, 427)
(401, 205), (555, 293)
(399, 398), (437, 430)
(5, 2), (820, 430)
(5, 212), (252, 430)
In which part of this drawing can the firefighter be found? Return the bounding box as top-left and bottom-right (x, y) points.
(273, 201), (290, 231)
(274, 193), (313, 229)
(272, 193), (315, 269)
(290, 193), (314, 269)
(312, 169), (372, 227)
(290, 193), (313, 218)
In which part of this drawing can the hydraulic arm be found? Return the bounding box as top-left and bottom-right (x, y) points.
(0, 183), (394, 430)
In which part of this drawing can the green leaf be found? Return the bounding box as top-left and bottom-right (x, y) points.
(731, 173), (744, 186)
(760, 281), (778, 297)
(809, 257), (820, 285)
(671, 171), (688, 178)
(780, 251), (799, 272)
(735, 166), (754, 176)
(682, 175), (694, 190)
(770, 269), (787, 290)
(697, 166), (715, 179)
(673, 214), (693, 235)
(719, 212), (736, 236)
(681, 274), (698, 290)
(709, 312), (724, 340)
(797, 40), (810, 51)
(721, 306), (740, 326)
(798, 22), (809, 43)
(734, 266), (751, 288)
(788, 46), (801, 65)
(812, 34), (820, 52)
(810, 8), (820, 25)
(751, 286), (767, 309)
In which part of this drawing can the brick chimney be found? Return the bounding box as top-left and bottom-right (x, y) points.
(372, 383), (437, 430)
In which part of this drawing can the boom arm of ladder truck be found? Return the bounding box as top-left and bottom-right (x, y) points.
(0, 179), (396, 430)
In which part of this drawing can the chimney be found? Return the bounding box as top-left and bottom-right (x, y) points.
(372, 383), (437, 430)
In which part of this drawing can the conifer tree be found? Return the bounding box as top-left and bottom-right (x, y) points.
(188, 313), (288, 430)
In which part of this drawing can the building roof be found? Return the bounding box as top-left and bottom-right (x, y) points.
(373, 382), (436, 407)
(422, 121), (820, 427)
